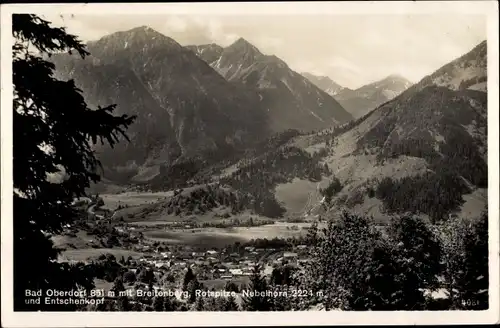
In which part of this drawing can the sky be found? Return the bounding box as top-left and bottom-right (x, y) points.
(43, 12), (487, 89)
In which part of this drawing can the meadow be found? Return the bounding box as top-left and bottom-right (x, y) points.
(100, 191), (174, 210)
(58, 248), (145, 262)
(142, 222), (319, 248)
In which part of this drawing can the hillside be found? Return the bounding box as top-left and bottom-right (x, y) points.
(51, 27), (270, 184)
(416, 40), (487, 92)
(269, 40), (488, 223)
(334, 75), (413, 119)
(185, 43), (224, 64)
(301, 72), (344, 96)
(190, 38), (353, 132)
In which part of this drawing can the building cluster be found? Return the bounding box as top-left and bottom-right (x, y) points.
(125, 243), (312, 285)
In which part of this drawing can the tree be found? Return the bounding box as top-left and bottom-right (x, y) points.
(319, 177), (342, 205)
(307, 212), (402, 310)
(152, 296), (165, 311)
(194, 296), (205, 311)
(305, 221), (319, 246)
(187, 278), (203, 303)
(224, 281), (239, 293)
(242, 265), (273, 311)
(112, 276), (125, 294)
(137, 268), (155, 285)
(123, 270), (136, 284)
(12, 14), (136, 310)
(387, 215), (442, 309)
(440, 212), (489, 309)
(182, 267), (195, 291)
(224, 295), (239, 311)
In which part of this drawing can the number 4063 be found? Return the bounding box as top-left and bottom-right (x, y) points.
(461, 299), (480, 307)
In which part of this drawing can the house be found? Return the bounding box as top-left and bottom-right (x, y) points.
(263, 265), (274, 276)
(244, 246), (255, 252)
(229, 268), (243, 276)
(220, 275), (233, 280)
(206, 250), (218, 255)
(283, 252), (298, 258)
(273, 257), (284, 264)
(155, 261), (170, 269)
(207, 256), (219, 262)
(296, 245), (308, 250)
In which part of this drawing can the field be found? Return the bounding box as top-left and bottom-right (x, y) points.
(51, 230), (96, 249)
(458, 188), (487, 220)
(142, 222), (317, 248)
(275, 177), (331, 216)
(58, 248), (145, 262)
(100, 191), (174, 210)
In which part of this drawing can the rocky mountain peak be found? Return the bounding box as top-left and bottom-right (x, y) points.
(225, 37), (263, 58)
(89, 25), (183, 55)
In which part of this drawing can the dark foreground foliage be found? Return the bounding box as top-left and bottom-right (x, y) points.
(303, 212), (488, 311)
(13, 14), (135, 310)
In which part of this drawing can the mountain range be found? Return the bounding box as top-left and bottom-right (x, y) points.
(52, 27), (352, 182)
(301, 73), (345, 96)
(284, 40), (487, 222)
(303, 72), (414, 119)
(51, 26), (487, 221)
(188, 38), (353, 132)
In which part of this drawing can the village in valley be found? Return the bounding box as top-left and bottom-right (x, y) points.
(57, 193), (316, 308)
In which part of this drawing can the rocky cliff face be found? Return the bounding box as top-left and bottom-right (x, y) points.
(190, 38), (353, 133)
(52, 27), (270, 182)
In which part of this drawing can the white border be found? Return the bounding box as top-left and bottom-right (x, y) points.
(1, 1), (499, 327)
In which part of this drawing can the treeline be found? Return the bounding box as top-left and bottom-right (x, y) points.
(146, 130), (303, 191)
(355, 87), (487, 218)
(160, 184), (246, 217)
(220, 146), (329, 217)
(301, 211), (488, 310)
(375, 171), (470, 222)
(319, 177), (343, 205)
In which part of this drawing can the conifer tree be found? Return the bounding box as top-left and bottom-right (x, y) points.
(12, 14), (135, 310)
(224, 295), (239, 311)
(387, 215), (441, 309)
(308, 212), (401, 310)
(182, 267), (195, 291)
(242, 265), (272, 311)
(152, 296), (165, 312)
(440, 212), (489, 309)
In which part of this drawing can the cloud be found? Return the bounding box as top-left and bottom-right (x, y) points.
(164, 16), (188, 32)
(39, 12), (486, 88)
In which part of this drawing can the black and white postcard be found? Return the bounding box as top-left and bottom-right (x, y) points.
(1, 1), (499, 326)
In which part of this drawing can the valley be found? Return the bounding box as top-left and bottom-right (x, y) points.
(57, 32), (488, 268)
(19, 15), (489, 312)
